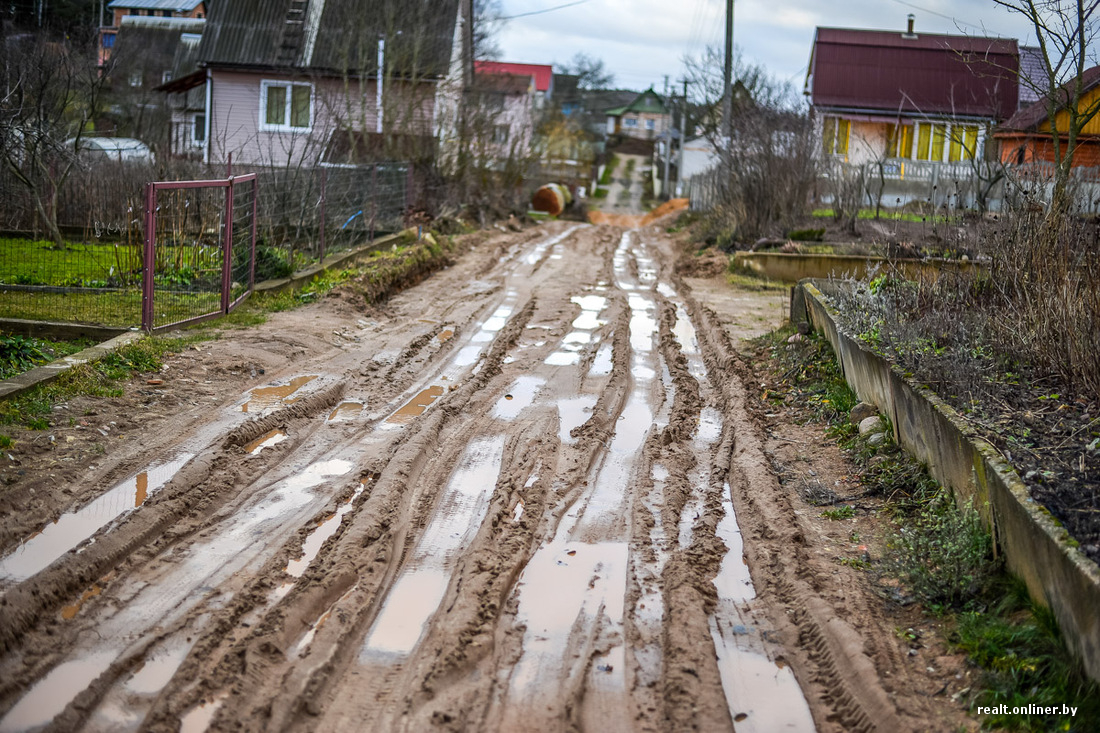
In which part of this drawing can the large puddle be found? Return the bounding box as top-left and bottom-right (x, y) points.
(491, 376), (545, 421)
(241, 375), (318, 414)
(386, 386), (445, 424)
(359, 436), (505, 659)
(0, 454), (193, 586)
(0, 652), (116, 733)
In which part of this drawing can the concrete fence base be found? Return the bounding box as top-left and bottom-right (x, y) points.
(792, 279), (1100, 684)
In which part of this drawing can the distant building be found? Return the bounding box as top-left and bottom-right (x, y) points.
(605, 88), (669, 141)
(805, 17), (1018, 166)
(995, 65), (1100, 168)
(100, 0), (206, 66)
(474, 61), (554, 108)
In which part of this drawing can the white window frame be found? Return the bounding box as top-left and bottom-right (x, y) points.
(645, 118), (656, 130)
(623, 117), (638, 128)
(259, 80), (314, 132)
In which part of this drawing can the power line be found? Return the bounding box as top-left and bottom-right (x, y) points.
(501, 0), (591, 21)
(890, 0), (1006, 36)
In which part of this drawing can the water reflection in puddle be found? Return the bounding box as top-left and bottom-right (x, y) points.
(285, 479), (367, 579)
(543, 351), (580, 366)
(556, 396), (597, 445)
(360, 436), (505, 659)
(0, 454), (193, 585)
(245, 429), (287, 455)
(0, 652), (116, 732)
(241, 375), (318, 413)
(387, 386), (445, 424)
(588, 344), (613, 377)
(178, 693), (228, 733)
(327, 401), (364, 423)
(492, 376), (545, 420)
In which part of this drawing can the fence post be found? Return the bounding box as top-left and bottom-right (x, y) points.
(406, 162), (414, 222)
(222, 177), (234, 314)
(142, 182), (156, 331)
(319, 167), (327, 262)
(370, 164), (377, 243)
(250, 177), (258, 288)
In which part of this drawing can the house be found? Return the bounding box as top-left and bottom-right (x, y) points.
(469, 70), (537, 162)
(994, 65), (1100, 168)
(474, 61), (554, 109)
(605, 88), (669, 141)
(109, 15), (204, 150)
(805, 17), (1018, 166)
(99, 0), (206, 66)
(178, 0), (460, 168)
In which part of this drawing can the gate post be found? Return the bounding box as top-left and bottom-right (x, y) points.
(142, 182), (156, 331)
(222, 177), (235, 313)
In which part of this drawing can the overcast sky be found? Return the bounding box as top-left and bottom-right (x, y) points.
(495, 0), (1062, 96)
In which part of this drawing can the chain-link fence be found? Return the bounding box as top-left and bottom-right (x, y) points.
(0, 158), (414, 329)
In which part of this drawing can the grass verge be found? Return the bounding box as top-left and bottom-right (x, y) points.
(756, 324), (1100, 731)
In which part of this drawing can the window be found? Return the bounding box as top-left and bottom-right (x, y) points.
(822, 116), (849, 156)
(930, 124), (946, 161)
(129, 71), (143, 87)
(623, 117), (638, 128)
(645, 118), (655, 130)
(916, 122), (979, 162)
(162, 71), (173, 84)
(948, 125), (979, 162)
(102, 33), (115, 49)
(492, 125), (509, 144)
(193, 113), (206, 145)
(261, 81), (312, 131)
(886, 123), (912, 159)
(915, 122), (932, 160)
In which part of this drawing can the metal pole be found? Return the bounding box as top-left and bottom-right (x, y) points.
(370, 165), (377, 243)
(376, 37), (385, 135)
(142, 183), (156, 331)
(222, 180), (234, 313)
(723, 0), (734, 170)
(319, 167), (327, 261)
(249, 178), (257, 290)
(679, 78), (689, 197)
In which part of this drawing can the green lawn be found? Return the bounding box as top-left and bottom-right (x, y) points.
(0, 237), (144, 287)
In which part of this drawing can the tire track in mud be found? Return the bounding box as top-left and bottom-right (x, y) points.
(0, 224), (597, 733)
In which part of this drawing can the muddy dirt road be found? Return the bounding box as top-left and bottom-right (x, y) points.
(0, 221), (959, 732)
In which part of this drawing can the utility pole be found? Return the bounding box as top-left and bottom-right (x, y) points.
(377, 36), (385, 134)
(723, 0), (734, 168)
(679, 77), (689, 197)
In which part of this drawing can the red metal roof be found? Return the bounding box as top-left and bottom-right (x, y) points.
(809, 27), (1019, 121)
(475, 61), (553, 92)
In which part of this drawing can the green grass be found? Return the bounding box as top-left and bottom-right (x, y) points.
(0, 237), (144, 287)
(598, 155), (619, 186)
(821, 505), (856, 520)
(811, 208), (948, 223)
(0, 335), (89, 380)
(0, 335), (196, 429)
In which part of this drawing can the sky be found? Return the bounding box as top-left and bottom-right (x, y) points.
(495, 0), (1059, 97)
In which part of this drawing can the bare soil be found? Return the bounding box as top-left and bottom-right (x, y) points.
(0, 220), (977, 731)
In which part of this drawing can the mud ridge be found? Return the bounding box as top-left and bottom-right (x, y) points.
(0, 380), (347, 658)
(222, 382), (346, 449)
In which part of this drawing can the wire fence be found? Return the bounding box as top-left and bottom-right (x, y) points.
(0, 158), (415, 330)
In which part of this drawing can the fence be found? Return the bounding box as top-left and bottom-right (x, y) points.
(0, 159), (414, 330)
(142, 174), (256, 332)
(685, 158), (1100, 215)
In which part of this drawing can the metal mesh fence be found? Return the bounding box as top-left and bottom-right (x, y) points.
(1, 159), (411, 329)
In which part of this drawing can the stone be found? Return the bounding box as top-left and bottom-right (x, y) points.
(858, 416), (884, 435)
(850, 402), (878, 424)
(787, 333), (804, 344)
(868, 432), (888, 446)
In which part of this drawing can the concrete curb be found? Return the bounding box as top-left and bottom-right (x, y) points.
(253, 233), (402, 294)
(0, 330), (146, 401)
(735, 251), (983, 284)
(793, 279), (1100, 684)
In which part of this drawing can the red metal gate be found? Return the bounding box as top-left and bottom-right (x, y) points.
(142, 174), (257, 331)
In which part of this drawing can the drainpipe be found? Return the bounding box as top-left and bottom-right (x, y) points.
(377, 36), (384, 135)
(203, 67), (212, 165)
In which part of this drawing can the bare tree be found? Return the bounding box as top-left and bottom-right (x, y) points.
(994, 0), (1100, 216)
(0, 28), (108, 245)
(558, 53), (614, 91)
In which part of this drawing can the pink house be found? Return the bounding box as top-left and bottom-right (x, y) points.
(179, 0), (460, 167)
(474, 61), (554, 109)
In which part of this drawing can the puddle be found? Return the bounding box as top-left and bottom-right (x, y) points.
(657, 282), (677, 298)
(241, 375), (317, 413)
(360, 436), (505, 659)
(627, 294), (657, 352)
(673, 305), (699, 354)
(178, 693), (228, 733)
(327, 401), (363, 423)
(491, 376), (545, 420)
(125, 641), (191, 695)
(556, 396), (597, 445)
(709, 621), (815, 733)
(512, 499), (525, 523)
(544, 351), (580, 366)
(0, 651), (116, 732)
(436, 329), (454, 343)
(387, 385), (445, 424)
(715, 482), (754, 603)
(0, 454), (193, 585)
(245, 429), (287, 455)
(290, 584), (357, 659)
(588, 344), (613, 376)
(61, 581), (105, 620)
(563, 331), (591, 346)
(570, 295), (608, 331)
(285, 480), (366, 578)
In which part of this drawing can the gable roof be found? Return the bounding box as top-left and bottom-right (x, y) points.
(585, 89), (639, 115)
(998, 65), (1100, 132)
(474, 71), (533, 95)
(475, 62), (553, 93)
(808, 26), (1019, 120)
(607, 88), (667, 117)
(198, 0), (459, 78)
(112, 16), (205, 82)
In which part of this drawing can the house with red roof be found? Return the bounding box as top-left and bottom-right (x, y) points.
(805, 17), (1018, 167)
(474, 61), (554, 109)
(994, 65), (1100, 168)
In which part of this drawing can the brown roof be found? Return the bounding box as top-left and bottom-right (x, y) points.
(474, 72), (532, 95)
(998, 65), (1100, 132)
(808, 27), (1019, 120)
